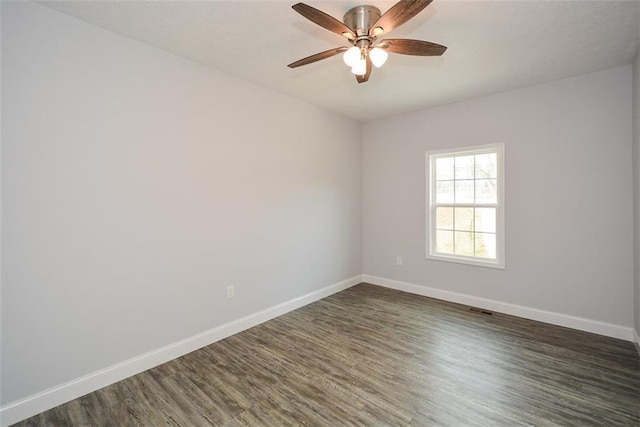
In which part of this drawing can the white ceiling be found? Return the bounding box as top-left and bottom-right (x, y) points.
(39, 0), (640, 122)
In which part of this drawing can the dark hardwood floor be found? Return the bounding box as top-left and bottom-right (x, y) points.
(13, 283), (640, 426)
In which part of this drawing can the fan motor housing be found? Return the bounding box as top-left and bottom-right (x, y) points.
(343, 5), (381, 37)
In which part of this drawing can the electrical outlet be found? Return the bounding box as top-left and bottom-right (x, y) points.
(396, 257), (403, 266)
(226, 285), (234, 299)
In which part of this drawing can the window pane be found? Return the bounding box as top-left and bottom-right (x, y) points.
(455, 180), (474, 203)
(436, 181), (454, 203)
(454, 231), (474, 256)
(435, 157), (454, 180)
(436, 230), (454, 254)
(436, 207), (454, 230)
(475, 208), (496, 233)
(454, 207), (474, 231)
(475, 232), (496, 259)
(475, 153), (497, 179)
(475, 179), (497, 204)
(455, 155), (475, 179)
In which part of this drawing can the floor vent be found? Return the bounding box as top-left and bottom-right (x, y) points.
(469, 307), (494, 316)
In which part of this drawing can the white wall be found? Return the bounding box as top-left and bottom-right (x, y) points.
(363, 66), (634, 331)
(1, 1), (361, 407)
(634, 51), (640, 343)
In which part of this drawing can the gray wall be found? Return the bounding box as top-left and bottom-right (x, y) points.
(1, 2), (362, 404)
(362, 66), (634, 328)
(634, 51), (640, 341)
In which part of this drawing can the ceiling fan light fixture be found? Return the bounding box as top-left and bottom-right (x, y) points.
(343, 46), (361, 67)
(351, 58), (367, 75)
(289, 1), (446, 83)
(369, 47), (388, 68)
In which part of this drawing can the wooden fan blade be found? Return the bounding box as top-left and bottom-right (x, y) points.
(292, 3), (355, 39)
(372, 0), (433, 36)
(382, 39), (446, 56)
(356, 56), (373, 84)
(288, 47), (348, 68)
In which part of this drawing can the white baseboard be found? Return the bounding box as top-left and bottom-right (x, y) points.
(0, 275), (362, 427)
(362, 274), (634, 342)
(634, 330), (640, 358)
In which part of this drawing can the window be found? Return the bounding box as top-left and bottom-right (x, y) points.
(426, 143), (504, 269)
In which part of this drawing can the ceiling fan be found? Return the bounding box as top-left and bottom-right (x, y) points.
(288, 0), (446, 83)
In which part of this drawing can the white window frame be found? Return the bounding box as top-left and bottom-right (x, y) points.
(425, 143), (505, 269)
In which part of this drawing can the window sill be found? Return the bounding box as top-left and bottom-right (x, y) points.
(426, 254), (505, 270)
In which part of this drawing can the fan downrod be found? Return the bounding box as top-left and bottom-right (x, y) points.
(343, 5), (382, 37)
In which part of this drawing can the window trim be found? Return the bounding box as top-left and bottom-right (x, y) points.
(425, 143), (505, 269)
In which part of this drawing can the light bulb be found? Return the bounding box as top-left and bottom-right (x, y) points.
(343, 46), (361, 67)
(351, 58), (367, 75)
(370, 47), (389, 68)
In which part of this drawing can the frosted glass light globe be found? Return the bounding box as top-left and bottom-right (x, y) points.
(369, 47), (389, 68)
(343, 46), (361, 67)
(351, 58), (367, 75)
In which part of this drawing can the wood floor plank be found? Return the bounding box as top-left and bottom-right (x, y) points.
(11, 283), (640, 426)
